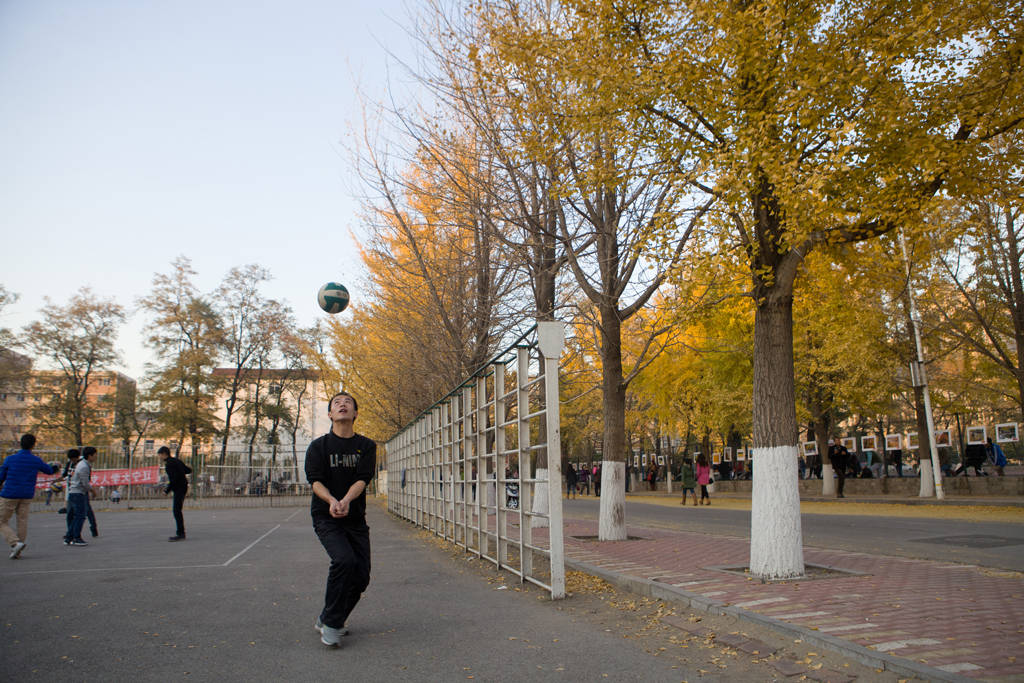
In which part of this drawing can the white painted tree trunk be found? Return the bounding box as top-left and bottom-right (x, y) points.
(531, 467), (550, 529)
(919, 460), (935, 497)
(598, 460), (627, 540)
(749, 445), (805, 579)
(821, 464), (836, 496)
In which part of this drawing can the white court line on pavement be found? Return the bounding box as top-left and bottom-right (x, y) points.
(734, 597), (789, 608)
(872, 638), (941, 652)
(4, 522), (288, 576)
(284, 509), (303, 522)
(222, 524), (281, 566)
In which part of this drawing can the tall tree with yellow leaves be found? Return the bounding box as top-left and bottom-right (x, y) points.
(470, 1), (715, 540)
(532, 0), (1024, 577)
(353, 139), (520, 433)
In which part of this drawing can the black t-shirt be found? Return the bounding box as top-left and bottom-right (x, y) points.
(304, 431), (376, 522)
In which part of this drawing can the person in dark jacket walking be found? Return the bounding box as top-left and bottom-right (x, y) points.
(159, 446), (192, 541)
(680, 458), (697, 506)
(305, 391), (376, 648)
(565, 463), (578, 498)
(828, 439), (850, 498)
(0, 434), (58, 559)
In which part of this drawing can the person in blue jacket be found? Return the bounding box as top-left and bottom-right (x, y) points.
(987, 437), (1007, 476)
(0, 433), (59, 559)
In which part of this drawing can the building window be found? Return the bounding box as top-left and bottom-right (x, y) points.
(144, 440), (154, 453)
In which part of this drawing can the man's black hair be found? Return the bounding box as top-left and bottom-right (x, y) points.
(82, 446), (97, 458)
(67, 448), (80, 459)
(20, 433), (36, 450)
(157, 446), (171, 456)
(328, 391), (358, 414)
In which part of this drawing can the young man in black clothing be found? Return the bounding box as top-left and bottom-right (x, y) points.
(159, 446), (192, 541)
(305, 391), (376, 647)
(828, 439), (850, 498)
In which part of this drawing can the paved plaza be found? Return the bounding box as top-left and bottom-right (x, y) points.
(0, 500), (887, 682)
(2, 494), (1021, 681)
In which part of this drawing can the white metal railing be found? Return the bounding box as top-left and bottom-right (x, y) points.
(386, 321), (565, 599)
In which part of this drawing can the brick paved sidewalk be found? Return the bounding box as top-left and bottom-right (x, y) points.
(563, 518), (1023, 681)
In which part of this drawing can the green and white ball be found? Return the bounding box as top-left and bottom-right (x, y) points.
(317, 282), (350, 314)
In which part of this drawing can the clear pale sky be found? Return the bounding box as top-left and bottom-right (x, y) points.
(0, 0), (415, 378)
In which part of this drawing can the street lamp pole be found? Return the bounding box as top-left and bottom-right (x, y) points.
(900, 232), (945, 500)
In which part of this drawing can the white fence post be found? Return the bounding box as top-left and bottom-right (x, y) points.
(538, 321), (566, 599)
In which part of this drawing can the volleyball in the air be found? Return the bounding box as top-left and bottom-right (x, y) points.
(317, 282), (350, 314)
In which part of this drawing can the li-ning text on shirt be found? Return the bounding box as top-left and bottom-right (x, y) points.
(329, 452), (361, 468)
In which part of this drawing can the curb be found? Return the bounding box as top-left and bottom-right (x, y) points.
(565, 556), (976, 683)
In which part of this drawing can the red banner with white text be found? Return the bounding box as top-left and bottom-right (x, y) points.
(36, 466), (161, 489)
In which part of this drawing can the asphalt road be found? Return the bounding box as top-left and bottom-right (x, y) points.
(0, 501), (905, 682)
(563, 496), (1024, 571)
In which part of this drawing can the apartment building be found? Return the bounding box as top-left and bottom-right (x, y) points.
(0, 349), (33, 447)
(0, 360), (137, 450)
(210, 367), (330, 455)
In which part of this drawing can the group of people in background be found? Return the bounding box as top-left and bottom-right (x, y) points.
(678, 453), (713, 506)
(800, 436), (1010, 492)
(0, 433), (193, 560)
(566, 434), (1012, 506)
(565, 455), (716, 506)
(61, 446), (99, 545)
(949, 438), (1007, 478)
(802, 444), (897, 484)
(564, 462), (601, 498)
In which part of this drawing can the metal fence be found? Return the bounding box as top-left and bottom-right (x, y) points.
(386, 322), (566, 599)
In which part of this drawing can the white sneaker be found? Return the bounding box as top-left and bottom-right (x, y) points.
(9, 541), (26, 559)
(320, 624), (343, 647)
(315, 616), (349, 636)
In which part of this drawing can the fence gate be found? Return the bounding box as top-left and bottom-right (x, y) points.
(386, 322), (566, 599)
